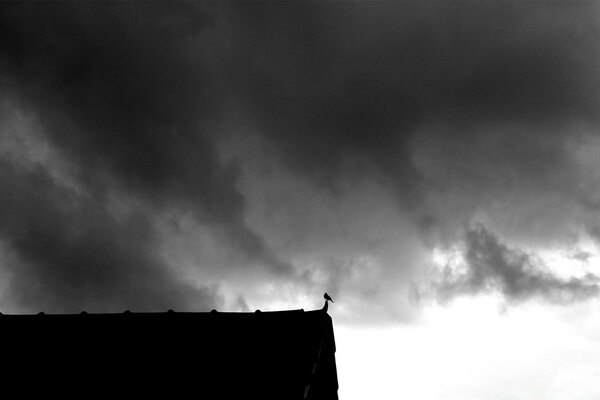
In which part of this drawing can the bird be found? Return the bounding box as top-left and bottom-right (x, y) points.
(324, 293), (334, 303)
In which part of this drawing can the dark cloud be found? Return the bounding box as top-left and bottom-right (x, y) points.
(1, 2), (600, 314)
(0, 2), (291, 310)
(219, 2), (600, 308)
(1, 2), (292, 269)
(224, 2), (600, 203)
(428, 224), (599, 304)
(0, 159), (218, 313)
(0, 2), (296, 312)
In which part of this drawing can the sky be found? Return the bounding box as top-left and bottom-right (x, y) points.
(0, 2), (600, 398)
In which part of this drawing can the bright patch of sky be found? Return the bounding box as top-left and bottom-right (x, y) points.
(335, 296), (600, 400)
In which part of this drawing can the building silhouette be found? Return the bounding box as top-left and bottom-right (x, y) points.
(1, 306), (338, 399)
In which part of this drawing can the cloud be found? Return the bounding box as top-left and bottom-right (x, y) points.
(0, 2), (295, 312)
(428, 224), (600, 304)
(224, 2), (600, 201)
(0, 158), (219, 313)
(219, 2), (600, 309)
(0, 1), (295, 313)
(1, 2), (600, 315)
(0, 2), (292, 272)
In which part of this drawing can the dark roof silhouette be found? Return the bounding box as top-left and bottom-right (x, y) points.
(0, 306), (338, 399)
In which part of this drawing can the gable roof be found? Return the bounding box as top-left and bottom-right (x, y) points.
(0, 307), (338, 399)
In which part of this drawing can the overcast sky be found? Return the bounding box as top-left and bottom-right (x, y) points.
(1, 2), (599, 398)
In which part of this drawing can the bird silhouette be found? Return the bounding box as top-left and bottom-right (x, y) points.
(324, 293), (334, 303)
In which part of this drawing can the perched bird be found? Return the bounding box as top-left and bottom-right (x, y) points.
(324, 293), (334, 303)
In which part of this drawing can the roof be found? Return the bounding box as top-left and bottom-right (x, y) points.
(0, 307), (338, 399)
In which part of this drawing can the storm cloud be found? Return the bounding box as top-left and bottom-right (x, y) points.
(1, 2), (600, 315)
(0, 157), (218, 313)
(0, 2), (288, 312)
(224, 2), (600, 197)
(221, 2), (600, 309)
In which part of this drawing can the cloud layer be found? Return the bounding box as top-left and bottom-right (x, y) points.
(1, 2), (600, 315)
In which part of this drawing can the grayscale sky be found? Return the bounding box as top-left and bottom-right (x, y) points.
(1, 3), (599, 398)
